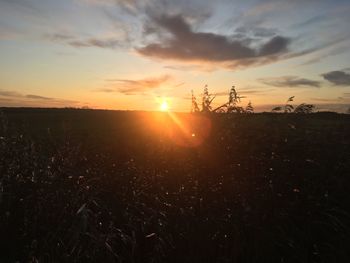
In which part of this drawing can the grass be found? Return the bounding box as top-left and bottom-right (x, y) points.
(0, 108), (350, 262)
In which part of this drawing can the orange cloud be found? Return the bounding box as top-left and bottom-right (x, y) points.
(100, 75), (172, 95)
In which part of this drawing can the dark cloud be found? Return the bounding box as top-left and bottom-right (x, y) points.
(136, 14), (290, 68)
(259, 76), (321, 88)
(259, 36), (289, 56)
(100, 75), (172, 95)
(322, 70), (350, 86)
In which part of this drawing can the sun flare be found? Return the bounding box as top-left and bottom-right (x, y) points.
(160, 100), (169, 111)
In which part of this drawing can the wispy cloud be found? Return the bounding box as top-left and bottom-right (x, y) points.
(300, 44), (350, 66)
(0, 89), (80, 107)
(258, 76), (321, 88)
(68, 38), (121, 49)
(46, 33), (123, 50)
(99, 75), (172, 95)
(214, 87), (273, 98)
(322, 70), (350, 86)
(0, 90), (22, 97)
(310, 97), (344, 103)
(25, 94), (54, 100)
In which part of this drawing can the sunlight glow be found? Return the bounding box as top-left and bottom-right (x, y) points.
(160, 100), (169, 111)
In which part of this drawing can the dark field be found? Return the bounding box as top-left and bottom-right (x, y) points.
(1, 108), (350, 262)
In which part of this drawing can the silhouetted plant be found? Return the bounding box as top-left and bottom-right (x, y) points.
(228, 85), (243, 105)
(226, 86), (246, 113)
(294, 103), (315, 114)
(284, 96), (295, 113)
(245, 101), (254, 113)
(213, 85), (246, 113)
(271, 106), (282, 112)
(201, 85), (216, 112)
(191, 90), (200, 113)
(272, 96), (314, 114)
(271, 96), (294, 113)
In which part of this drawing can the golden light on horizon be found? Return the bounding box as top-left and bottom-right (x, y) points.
(160, 100), (169, 111)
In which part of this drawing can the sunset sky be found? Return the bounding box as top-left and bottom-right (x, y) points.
(1, 0), (350, 112)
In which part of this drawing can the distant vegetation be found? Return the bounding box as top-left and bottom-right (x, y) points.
(191, 85), (253, 113)
(191, 85), (320, 114)
(271, 96), (315, 114)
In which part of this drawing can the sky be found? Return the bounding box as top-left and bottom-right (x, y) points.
(0, 0), (350, 112)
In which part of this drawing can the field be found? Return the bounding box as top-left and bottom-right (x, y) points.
(1, 108), (350, 262)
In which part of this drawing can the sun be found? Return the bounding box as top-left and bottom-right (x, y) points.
(160, 100), (169, 111)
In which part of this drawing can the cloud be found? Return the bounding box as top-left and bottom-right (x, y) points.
(100, 75), (172, 95)
(300, 44), (350, 66)
(310, 97), (344, 103)
(25, 94), (53, 100)
(163, 64), (215, 72)
(213, 88), (274, 99)
(235, 25), (277, 38)
(240, 88), (274, 95)
(96, 88), (116, 93)
(0, 89), (80, 107)
(0, 90), (22, 97)
(258, 76), (321, 88)
(68, 38), (121, 49)
(44, 1), (344, 71)
(136, 14), (290, 69)
(322, 70), (350, 86)
(47, 33), (74, 41)
(46, 32), (123, 49)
